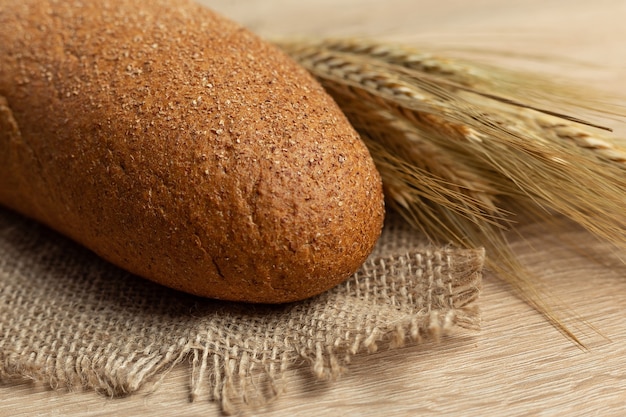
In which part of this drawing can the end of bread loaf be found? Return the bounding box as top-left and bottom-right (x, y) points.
(0, 0), (385, 302)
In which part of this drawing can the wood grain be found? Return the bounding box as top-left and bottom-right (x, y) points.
(1, 0), (626, 415)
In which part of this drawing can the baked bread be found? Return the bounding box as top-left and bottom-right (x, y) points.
(0, 0), (385, 302)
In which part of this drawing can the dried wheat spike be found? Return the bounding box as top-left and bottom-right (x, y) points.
(280, 43), (494, 143)
(280, 37), (626, 345)
(532, 114), (626, 164)
(333, 95), (500, 216)
(280, 44), (437, 104)
(289, 38), (481, 87)
(283, 38), (626, 244)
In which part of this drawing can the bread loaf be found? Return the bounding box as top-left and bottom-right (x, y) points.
(0, 0), (385, 302)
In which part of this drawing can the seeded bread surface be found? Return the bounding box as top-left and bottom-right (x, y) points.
(0, 0), (385, 302)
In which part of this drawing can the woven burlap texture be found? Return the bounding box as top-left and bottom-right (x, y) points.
(0, 207), (483, 413)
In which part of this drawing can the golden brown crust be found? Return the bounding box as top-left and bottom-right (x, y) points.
(0, 0), (385, 302)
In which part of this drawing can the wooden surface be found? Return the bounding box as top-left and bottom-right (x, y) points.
(2, 0), (626, 415)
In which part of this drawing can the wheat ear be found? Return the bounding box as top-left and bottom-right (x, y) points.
(285, 38), (625, 122)
(280, 41), (626, 245)
(278, 38), (626, 344)
(331, 86), (586, 344)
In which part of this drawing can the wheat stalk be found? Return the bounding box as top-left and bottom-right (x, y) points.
(278, 38), (626, 344)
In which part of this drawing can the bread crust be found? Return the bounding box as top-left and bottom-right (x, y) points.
(0, 0), (385, 302)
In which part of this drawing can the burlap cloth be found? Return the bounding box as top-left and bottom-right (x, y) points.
(0, 206), (482, 413)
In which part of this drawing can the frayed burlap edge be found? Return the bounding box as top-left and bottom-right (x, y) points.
(0, 209), (483, 414)
(184, 249), (483, 413)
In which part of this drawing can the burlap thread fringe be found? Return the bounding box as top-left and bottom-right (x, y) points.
(0, 208), (483, 414)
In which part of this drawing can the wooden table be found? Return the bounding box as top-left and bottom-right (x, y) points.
(2, 0), (626, 415)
